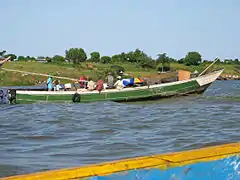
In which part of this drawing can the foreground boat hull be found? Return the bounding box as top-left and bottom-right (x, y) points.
(15, 70), (224, 104)
(2, 142), (240, 180)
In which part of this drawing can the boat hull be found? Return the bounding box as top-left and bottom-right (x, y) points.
(2, 142), (240, 180)
(15, 70), (223, 104)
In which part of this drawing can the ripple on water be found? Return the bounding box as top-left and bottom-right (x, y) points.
(0, 81), (240, 177)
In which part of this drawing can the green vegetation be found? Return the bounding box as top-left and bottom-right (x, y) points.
(0, 49), (239, 86)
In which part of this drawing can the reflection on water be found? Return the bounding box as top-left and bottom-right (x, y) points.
(0, 80), (240, 177)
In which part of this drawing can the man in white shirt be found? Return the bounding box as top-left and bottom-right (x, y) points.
(114, 76), (124, 90)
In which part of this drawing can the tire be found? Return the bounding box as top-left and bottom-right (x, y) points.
(8, 89), (17, 104)
(72, 93), (81, 103)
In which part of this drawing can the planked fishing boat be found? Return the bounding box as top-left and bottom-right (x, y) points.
(0, 69), (224, 104)
(10, 69), (223, 104)
(2, 142), (240, 180)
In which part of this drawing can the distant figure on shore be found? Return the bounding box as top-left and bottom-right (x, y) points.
(0, 56), (11, 67)
(47, 75), (53, 91)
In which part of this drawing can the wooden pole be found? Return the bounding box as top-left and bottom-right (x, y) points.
(198, 58), (219, 77)
(0, 57), (11, 67)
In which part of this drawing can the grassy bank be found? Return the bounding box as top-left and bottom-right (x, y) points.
(0, 61), (239, 86)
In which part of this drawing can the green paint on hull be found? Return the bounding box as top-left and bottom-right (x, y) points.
(16, 80), (202, 104)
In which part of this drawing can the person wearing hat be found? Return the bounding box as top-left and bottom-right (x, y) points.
(114, 76), (124, 90)
(0, 56), (11, 67)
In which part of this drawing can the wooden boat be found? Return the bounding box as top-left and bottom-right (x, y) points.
(13, 69), (224, 104)
(2, 142), (240, 180)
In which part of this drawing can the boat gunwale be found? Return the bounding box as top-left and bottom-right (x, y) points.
(16, 69), (224, 96)
(2, 142), (239, 180)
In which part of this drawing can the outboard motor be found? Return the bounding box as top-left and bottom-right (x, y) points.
(0, 88), (16, 104)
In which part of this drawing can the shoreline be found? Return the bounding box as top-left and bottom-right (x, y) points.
(1, 61), (239, 86)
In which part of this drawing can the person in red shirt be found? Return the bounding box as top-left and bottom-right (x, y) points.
(95, 79), (104, 93)
(79, 75), (87, 88)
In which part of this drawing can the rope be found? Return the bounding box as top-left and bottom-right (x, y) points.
(1, 68), (83, 82)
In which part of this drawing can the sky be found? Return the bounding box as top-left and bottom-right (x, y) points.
(1, 0), (239, 60)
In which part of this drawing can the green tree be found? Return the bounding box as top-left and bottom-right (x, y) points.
(46, 57), (52, 63)
(203, 60), (210, 63)
(234, 58), (239, 64)
(5, 54), (17, 61)
(125, 49), (150, 64)
(90, 51), (100, 62)
(120, 52), (128, 62)
(52, 55), (65, 64)
(30, 57), (36, 61)
(111, 54), (122, 63)
(184, 52), (202, 66)
(168, 57), (177, 63)
(156, 53), (170, 72)
(0, 50), (6, 57)
(65, 48), (87, 64)
(126, 51), (135, 62)
(156, 53), (169, 65)
(18, 56), (25, 61)
(100, 56), (111, 64)
(178, 58), (185, 64)
(138, 57), (155, 69)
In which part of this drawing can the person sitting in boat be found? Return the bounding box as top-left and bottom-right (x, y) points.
(114, 76), (124, 90)
(95, 79), (104, 93)
(0, 56), (11, 67)
(79, 75), (87, 88)
(53, 79), (61, 91)
(87, 78), (96, 91)
(47, 75), (53, 91)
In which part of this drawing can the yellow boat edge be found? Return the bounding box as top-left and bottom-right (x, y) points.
(2, 142), (240, 180)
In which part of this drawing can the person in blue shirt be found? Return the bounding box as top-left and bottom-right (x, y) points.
(47, 75), (53, 91)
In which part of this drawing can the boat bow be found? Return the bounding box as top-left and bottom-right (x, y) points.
(196, 69), (224, 87)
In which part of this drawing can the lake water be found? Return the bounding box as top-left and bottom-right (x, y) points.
(0, 80), (240, 178)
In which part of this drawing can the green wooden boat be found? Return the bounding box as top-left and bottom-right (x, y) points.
(13, 69), (223, 104)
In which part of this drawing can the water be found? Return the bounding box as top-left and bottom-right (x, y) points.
(0, 80), (240, 178)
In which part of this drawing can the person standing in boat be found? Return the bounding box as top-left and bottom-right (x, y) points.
(0, 56), (11, 67)
(106, 72), (114, 89)
(47, 75), (53, 91)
